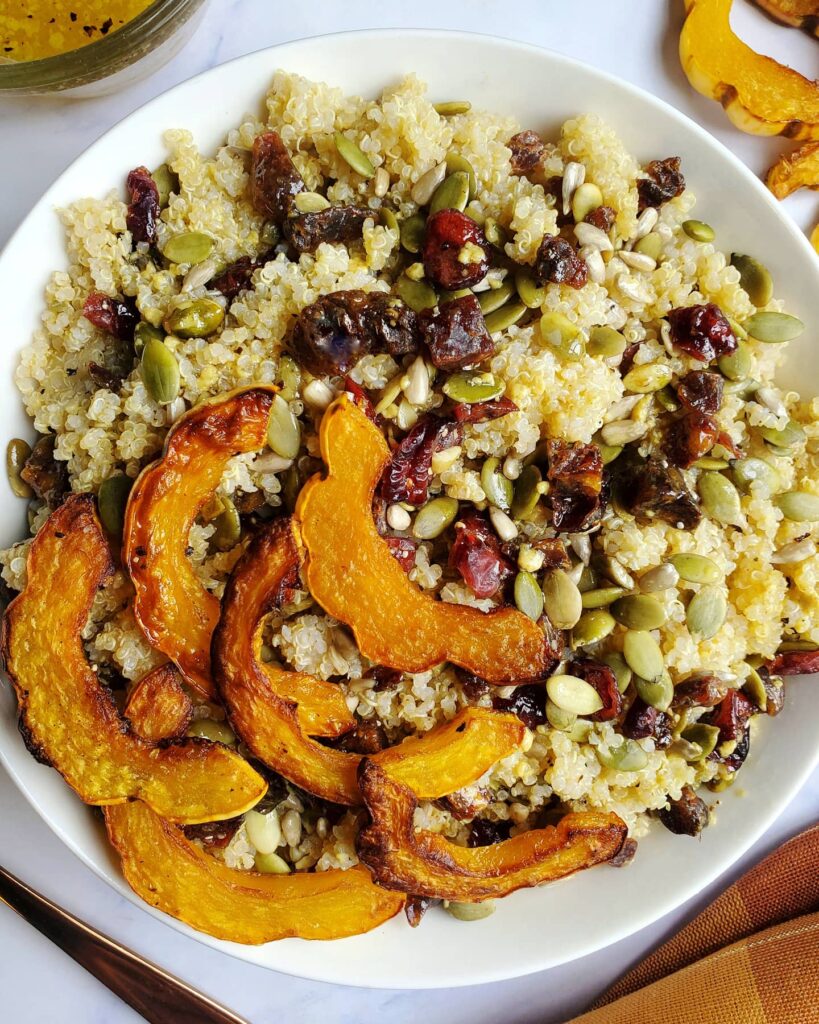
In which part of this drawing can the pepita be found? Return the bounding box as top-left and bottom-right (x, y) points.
(380, 207), (399, 233)
(483, 217), (508, 249)
(546, 699), (577, 731)
(210, 496), (242, 551)
(445, 153), (478, 201)
(481, 457), (513, 511)
(598, 739), (648, 772)
(601, 651), (633, 694)
(717, 339), (753, 382)
(6, 439), (33, 499)
(730, 253), (773, 308)
(510, 465), (544, 520)
(97, 474), (133, 537)
(166, 298), (225, 339)
(445, 900), (495, 922)
(745, 311), (804, 344)
(514, 570), (544, 620)
(302, 378), (335, 410)
(593, 554), (634, 590)
(581, 586), (627, 609)
(542, 569), (583, 630)
(396, 274), (437, 312)
(540, 311), (584, 360)
(254, 851), (291, 875)
(639, 563), (680, 592)
(162, 231), (215, 266)
(572, 609), (616, 648)
(276, 355), (302, 402)
(633, 231), (662, 262)
(484, 301), (527, 335)
(430, 171), (471, 215)
(692, 457), (730, 471)
(683, 220), (715, 243)
(686, 585), (727, 639)
(434, 101), (472, 116)
(759, 420), (806, 450)
(140, 337), (180, 405)
(622, 362), (672, 394)
(669, 553), (722, 585)
(133, 321), (163, 355)
(680, 723), (720, 761)
(776, 491), (819, 522)
(598, 442), (624, 465)
(333, 132), (375, 178)
(742, 666), (768, 712)
(635, 672), (673, 712)
(293, 191), (331, 214)
(730, 457), (780, 498)
(571, 182), (604, 224)
(151, 163), (178, 208)
(267, 394), (301, 460)
(588, 326), (627, 359)
(623, 630), (664, 683)
(698, 472), (743, 526)
(400, 214), (426, 254)
(611, 594), (667, 630)
(777, 639), (819, 652)
(546, 674), (604, 717)
(413, 496), (459, 539)
(476, 281), (516, 315)
(510, 269), (542, 311)
(443, 371), (504, 404)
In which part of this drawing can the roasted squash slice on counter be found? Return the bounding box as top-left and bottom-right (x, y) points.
(751, 0), (819, 36)
(124, 386), (276, 699)
(296, 397), (555, 682)
(680, 0), (819, 139)
(0, 495), (266, 824)
(766, 142), (819, 198)
(125, 663), (193, 742)
(212, 517), (527, 804)
(357, 760), (627, 902)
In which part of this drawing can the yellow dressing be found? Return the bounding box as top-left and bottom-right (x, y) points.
(0, 1), (153, 62)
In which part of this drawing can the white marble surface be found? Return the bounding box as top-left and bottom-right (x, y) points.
(0, 2), (817, 1021)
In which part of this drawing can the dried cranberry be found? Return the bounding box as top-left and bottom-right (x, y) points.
(493, 684), (548, 729)
(667, 303), (737, 363)
(767, 649), (819, 676)
(533, 235), (588, 289)
(546, 439), (605, 533)
(386, 536), (417, 573)
(82, 292), (139, 342)
(125, 166), (160, 245)
(508, 130), (546, 177)
(663, 411), (719, 469)
(419, 294), (494, 371)
(585, 205), (616, 233)
(571, 660), (622, 722)
(19, 435), (68, 509)
(422, 210), (490, 290)
(457, 670), (491, 702)
(332, 719), (388, 754)
(619, 342), (641, 376)
(623, 699), (672, 748)
(637, 157), (685, 211)
(284, 205), (370, 254)
(212, 255), (265, 301)
(405, 896), (438, 927)
(658, 787), (709, 837)
(677, 371), (724, 415)
(343, 376), (376, 420)
(452, 396), (519, 423)
(468, 818), (512, 847)
(616, 453), (701, 530)
(671, 675), (728, 709)
(449, 509), (514, 599)
(380, 416), (462, 505)
(250, 131), (304, 221)
(182, 816), (242, 849)
(609, 837), (638, 867)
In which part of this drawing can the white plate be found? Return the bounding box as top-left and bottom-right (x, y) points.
(0, 29), (817, 990)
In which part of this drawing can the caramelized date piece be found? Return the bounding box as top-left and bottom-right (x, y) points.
(507, 130), (546, 177)
(419, 294), (494, 371)
(533, 236), (588, 289)
(380, 416), (462, 506)
(677, 371), (724, 415)
(332, 719), (388, 755)
(609, 837), (638, 867)
(585, 205), (616, 233)
(457, 670), (491, 702)
(250, 131), (304, 221)
(422, 210), (490, 290)
(125, 166), (160, 245)
(20, 435), (68, 509)
(212, 255), (266, 301)
(88, 361), (123, 393)
(616, 454), (701, 530)
(664, 411), (719, 469)
(284, 206), (370, 254)
(532, 538), (572, 571)
(571, 659), (622, 722)
(672, 674), (728, 709)
(546, 439), (604, 533)
(706, 690), (754, 771)
(762, 674), (786, 717)
(468, 818), (512, 847)
(492, 684), (547, 729)
(658, 786), (709, 837)
(623, 699), (672, 748)
(768, 649), (819, 676)
(637, 156), (685, 211)
(667, 303), (737, 363)
(449, 509), (514, 599)
(182, 816), (242, 849)
(452, 396), (518, 423)
(83, 292), (139, 343)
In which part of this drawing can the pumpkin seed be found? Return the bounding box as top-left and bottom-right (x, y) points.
(546, 699), (577, 731)
(245, 809), (282, 854)
(281, 464), (301, 512)
(623, 630), (664, 683)
(692, 457), (729, 471)
(445, 153), (478, 201)
(97, 474), (133, 537)
(669, 553), (722, 585)
(476, 281), (516, 315)
(510, 465), (544, 521)
(546, 674), (604, 717)
(445, 900), (495, 921)
(443, 371), (504, 404)
(633, 231), (662, 261)
(540, 311), (584, 360)
(581, 586), (627, 609)
(211, 497), (241, 551)
(686, 585), (727, 639)
(776, 491), (819, 522)
(140, 337), (180, 405)
(635, 671), (673, 712)
(639, 563), (680, 593)
(730, 457), (780, 498)
(588, 326), (627, 359)
(622, 362), (673, 394)
(438, 288), (473, 303)
(396, 274), (437, 312)
(601, 651), (633, 694)
(759, 419), (806, 450)
(293, 191), (331, 214)
(572, 609), (616, 648)
(484, 301), (527, 335)
(400, 214), (426, 253)
(683, 219), (715, 243)
(542, 569), (583, 630)
(405, 262), (426, 282)
(267, 394), (301, 460)
(254, 851), (291, 875)
(276, 355), (302, 402)
(717, 340), (752, 381)
(745, 311), (804, 344)
(598, 739), (648, 772)
(571, 183), (604, 224)
(566, 719), (594, 742)
(611, 594), (667, 630)
(6, 439), (33, 499)
(430, 171), (471, 215)
(333, 132), (375, 178)
(187, 719), (236, 745)
(413, 496), (459, 539)
(680, 723), (720, 761)
(380, 207), (399, 233)
(577, 565), (597, 592)
(481, 457), (513, 511)
(593, 554), (634, 591)
(742, 666), (768, 712)
(698, 472), (743, 526)
(730, 253), (773, 308)
(162, 231), (215, 266)
(598, 441), (624, 465)
(483, 217), (508, 249)
(514, 268), (545, 309)
(434, 100), (472, 116)
(166, 297), (225, 338)
(151, 163), (178, 208)
(599, 419), (648, 446)
(778, 639), (819, 652)
(514, 571), (545, 620)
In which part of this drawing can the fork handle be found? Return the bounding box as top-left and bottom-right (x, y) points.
(0, 865), (249, 1024)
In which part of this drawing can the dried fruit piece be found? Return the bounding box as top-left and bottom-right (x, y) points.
(422, 210), (490, 289)
(546, 439), (605, 532)
(571, 659), (623, 722)
(82, 292), (139, 343)
(250, 131), (304, 221)
(124, 664), (193, 742)
(658, 786), (710, 836)
(125, 166), (160, 245)
(296, 397), (556, 681)
(533, 236), (588, 289)
(677, 371), (724, 415)
(637, 157), (685, 211)
(124, 387), (276, 697)
(419, 294), (494, 370)
(380, 416), (462, 506)
(0, 495), (266, 823)
(667, 303), (737, 363)
(284, 206), (370, 254)
(452, 396), (519, 423)
(664, 411), (719, 468)
(20, 435), (68, 508)
(508, 130), (546, 177)
(767, 649), (819, 675)
(449, 509), (514, 599)
(616, 454), (702, 530)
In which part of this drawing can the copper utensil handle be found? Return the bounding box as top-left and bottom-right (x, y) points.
(0, 864), (249, 1024)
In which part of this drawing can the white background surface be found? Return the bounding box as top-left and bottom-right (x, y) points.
(0, 2), (817, 1022)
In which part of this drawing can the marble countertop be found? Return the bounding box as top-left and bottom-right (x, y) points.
(0, 2), (817, 1021)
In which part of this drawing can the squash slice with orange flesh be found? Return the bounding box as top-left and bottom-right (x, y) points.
(766, 142), (819, 198)
(680, 0), (819, 139)
(751, 0), (819, 36)
(125, 663), (193, 742)
(296, 397), (554, 682)
(212, 517), (528, 804)
(357, 760), (627, 901)
(124, 386), (276, 699)
(0, 494), (266, 824)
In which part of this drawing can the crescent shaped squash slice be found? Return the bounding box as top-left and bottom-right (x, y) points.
(680, 0), (819, 139)
(0, 494), (266, 824)
(123, 386), (276, 699)
(766, 142), (819, 199)
(124, 663), (194, 742)
(751, 0), (819, 36)
(212, 517), (528, 804)
(357, 760), (628, 902)
(295, 396), (554, 682)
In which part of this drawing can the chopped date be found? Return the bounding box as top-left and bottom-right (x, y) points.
(419, 294), (494, 371)
(677, 371), (724, 415)
(250, 131), (304, 222)
(533, 235), (588, 289)
(508, 130), (546, 177)
(585, 205), (616, 233)
(619, 341), (641, 377)
(546, 439), (605, 533)
(616, 454), (701, 530)
(442, 787), (490, 820)
(721, 727), (750, 772)
(212, 255), (265, 301)
(380, 415), (462, 505)
(457, 670), (491, 702)
(767, 649), (819, 676)
(182, 816), (243, 849)
(452, 396), (518, 423)
(125, 166), (160, 245)
(663, 411), (719, 469)
(87, 361), (123, 393)
(658, 786), (709, 837)
(20, 435), (69, 508)
(405, 895), (438, 928)
(82, 292), (139, 343)
(332, 719), (388, 755)
(609, 837), (638, 867)
(571, 659), (622, 722)
(637, 156), (686, 211)
(623, 698), (672, 748)
(493, 684), (548, 729)
(667, 303), (737, 363)
(284, 205), (370, 254)
(672, 674), (728, 709)
(368, 666), (404, 692)
(386, 536), (417, 573)
(422, 210), (490, 290)
(468, 818), (512, 847)
(706, 689), (754, 745)
(449, 509), (514, 599)
(531, 538), (572, 571)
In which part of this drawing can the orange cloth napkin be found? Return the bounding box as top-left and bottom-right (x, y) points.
(570, 823), (819, 1024)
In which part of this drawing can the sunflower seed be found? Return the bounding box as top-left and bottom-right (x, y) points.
(754, 386), (788, 419)
(489, 506), (518, 542)
(562, 162), (586, 215)
(387, 504), (412, 531)
(574, 221), (613, 251)
(619, 250), (656, 272)
(431, 446), (462, 475)
(374, 167), (390, 197)
(245, 809), (282, 855)
(569, 533), (592, 564)
(404, 355), (431, 406)
(771, 538), (815, 564)
(303, 378), (335, 410)
(254, 451), (294, 473)
(600, 419), (648, 446)
(181, 257), (218, 292)
(581, 246), (607, 284)
(686, 585), (727, 639)
(633, 207), (658, 239)
(411, 162), (447, 206)
(502, 455), (522, 481)
(546, 674), (604, 716)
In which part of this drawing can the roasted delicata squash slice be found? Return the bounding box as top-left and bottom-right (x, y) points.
(0, 495), (266, 824)
(766, 142), (819, 199)
(751, 0), (819, 36)
(357, 760), (627, 901)
(296, 397), (554, 681)
(125, 663), (193, 742)
(680, 0), (819, 139)
(212, 517), (528, 804)
(124, 386), (276, 698)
